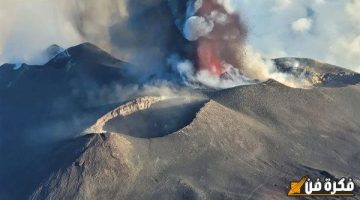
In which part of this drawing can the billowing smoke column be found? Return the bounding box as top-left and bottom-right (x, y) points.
(0, 0), (254, 88)
(170, 0), (248, 77)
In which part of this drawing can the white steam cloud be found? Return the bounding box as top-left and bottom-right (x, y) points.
(0, 0), (82, 64)
(168, 54), (254, 89)
(0, 0), (128, 65)
(184, 16), (214, 41)
(291, 17), (313, 32)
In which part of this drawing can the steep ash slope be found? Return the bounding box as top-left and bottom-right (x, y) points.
(0, 43), (136, 144)
(0, 43), (137, 200)
(31, 81), (360, 200)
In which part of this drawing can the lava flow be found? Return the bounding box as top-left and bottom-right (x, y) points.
(197, 38), (223, 75)
(189, 0), (247, 77)
(195, 0), (224, 76)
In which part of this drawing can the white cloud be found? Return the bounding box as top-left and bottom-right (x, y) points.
(330, 35), (360, 72)
(346, 0), (360, 25)
(291, 18), (312, 32)
(0, 0), (128, 65)
(0, 0), (82, 64)
(273, 0), (292, 11)
(183, 16), (214, 41)
(230, 0), (360, 72)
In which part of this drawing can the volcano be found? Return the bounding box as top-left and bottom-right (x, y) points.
(0, 43), (359, 200)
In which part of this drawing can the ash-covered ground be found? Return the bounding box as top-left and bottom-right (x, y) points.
(0, 42), (359, 200)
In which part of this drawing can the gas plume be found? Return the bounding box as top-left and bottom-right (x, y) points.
(1, 0), (358, 88)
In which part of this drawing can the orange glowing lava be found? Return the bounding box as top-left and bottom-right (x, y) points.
(195, 0), (224, 76)
(197, 38), (222, 76)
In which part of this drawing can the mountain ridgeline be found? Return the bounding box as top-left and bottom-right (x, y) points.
(0, 43), (359, 200)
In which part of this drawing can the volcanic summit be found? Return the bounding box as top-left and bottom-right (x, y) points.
(1, 0), (360, 200)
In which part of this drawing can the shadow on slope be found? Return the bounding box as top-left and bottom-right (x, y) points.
(0, 43), (139, 200)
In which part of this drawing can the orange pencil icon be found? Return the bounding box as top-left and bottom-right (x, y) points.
(288, 176), (307, 196)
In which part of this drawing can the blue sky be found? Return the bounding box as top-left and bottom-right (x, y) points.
(227, 0), (360, 72)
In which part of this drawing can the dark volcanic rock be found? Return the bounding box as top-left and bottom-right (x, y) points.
(274, 57), (360, 87)
(45, 44), (64, 60)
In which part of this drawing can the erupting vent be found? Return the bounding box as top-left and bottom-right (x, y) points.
(197, 38), (223, 75)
